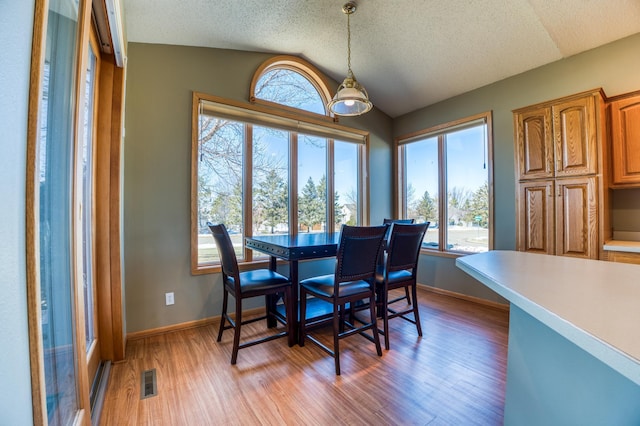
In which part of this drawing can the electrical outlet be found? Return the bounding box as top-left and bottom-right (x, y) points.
(165, 292), (175, 306)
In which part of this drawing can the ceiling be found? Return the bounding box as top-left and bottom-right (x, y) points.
(122, 0), (640, 118)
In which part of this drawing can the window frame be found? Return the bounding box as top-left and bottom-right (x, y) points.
(191, 91), (370, 274)
(249, 55), (338, 122)
(394, 111), (494, 257)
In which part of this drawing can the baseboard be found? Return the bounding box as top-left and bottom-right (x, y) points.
(127, 289), (507, 342)
(126, 307), (264, 341)
(417, 283), (510, 312)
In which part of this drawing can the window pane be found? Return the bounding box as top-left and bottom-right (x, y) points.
(253, 125), (289, 236)
(198, 117), (244, 262)
(39, 0), (81, 424)
(445, 125), (489, 252)
(298, 135), (327, 233)
(335, 141), (359, 230)
(254, 69), (325, 114)
(405, 137), (439, 248)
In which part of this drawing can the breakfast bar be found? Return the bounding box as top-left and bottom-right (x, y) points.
(456, 251), (640, 425)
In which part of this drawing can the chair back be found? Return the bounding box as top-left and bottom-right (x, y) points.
(208, 223), (241, 289)
(382, 218), (415, 225)
(382, 218), (415, 239)
(335, 225), (388, 286)
(385, 222), (430, 276)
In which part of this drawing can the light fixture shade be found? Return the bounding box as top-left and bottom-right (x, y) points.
(329, 73), (373, 116)
(329, 2), (373, 117)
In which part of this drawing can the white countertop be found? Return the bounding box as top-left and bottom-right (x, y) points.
(603, 240), (640, 253)
(456, 250), (640, 386)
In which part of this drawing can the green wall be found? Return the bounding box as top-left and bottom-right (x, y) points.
(395, 33), (640, 303)
(124, 33), (640, 332)
(123, 43), (392, 332)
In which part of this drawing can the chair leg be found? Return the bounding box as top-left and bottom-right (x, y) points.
(404, 287), (412, 305)
(265, 293), (277, 328)
(333, 303), (341, 375)
(230, 296), (242, 365)
(411, 284), (423, 337)
(370, 290), (382, 356)
(299, 287), (307, 347)
(382, 286), (390, 350)
(217, 289), (229, 342)
(285, 286), (295, 347)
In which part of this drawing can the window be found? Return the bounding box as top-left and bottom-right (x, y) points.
(396, 112), (493, 254)
(192, 57), (368, 273)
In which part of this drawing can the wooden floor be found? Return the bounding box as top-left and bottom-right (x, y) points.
(100, 288), (509, 425)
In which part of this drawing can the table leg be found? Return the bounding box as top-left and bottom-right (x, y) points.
(290, 260), (299, 344)
(266, 255), (278, 328)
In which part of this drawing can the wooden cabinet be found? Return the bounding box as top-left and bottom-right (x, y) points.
(554, 177), (598, 258)
(515, 95), (598, 181)
(514, 90), (605, 259)
(517, 181), (553, 254)
(517, 177), (597, 258)
(515, 107), (553, 180)
(609, 93), (640, 187)
(607, 250), (640, 265)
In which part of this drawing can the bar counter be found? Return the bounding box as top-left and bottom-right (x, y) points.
(456, 250), (640, 425)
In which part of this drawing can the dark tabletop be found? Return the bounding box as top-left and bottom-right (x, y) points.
(245, 232), (341, 261)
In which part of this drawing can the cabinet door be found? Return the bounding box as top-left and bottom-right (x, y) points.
(517, 181), (554, 254)
(515, 107), (554, 180)
(610, 96), (640, 186)
(552, 96), (598, 177)
(555, 177), (598, 259)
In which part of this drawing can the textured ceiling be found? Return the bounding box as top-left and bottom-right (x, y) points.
(123, 0), (640, 118)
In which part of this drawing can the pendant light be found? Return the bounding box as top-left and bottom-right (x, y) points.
(328, 2), (373, 116)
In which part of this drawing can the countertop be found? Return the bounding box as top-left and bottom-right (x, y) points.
(603, 240), (640, 253)
(456, 250), (640, 386)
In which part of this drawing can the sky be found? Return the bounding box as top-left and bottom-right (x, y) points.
(404, 124), (488, 202)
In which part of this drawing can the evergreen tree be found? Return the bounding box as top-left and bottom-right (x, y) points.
(255, 169), (288, 233)
(299, 177), (323, 232)
(316, 175), (344, 228)
(416, 190), (438, 224)
(464, 181), (489, 227)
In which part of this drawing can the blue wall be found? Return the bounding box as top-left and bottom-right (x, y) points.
(505, 306), (640, 425)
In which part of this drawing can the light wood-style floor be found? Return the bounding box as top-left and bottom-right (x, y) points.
(100, 287), (509, 425)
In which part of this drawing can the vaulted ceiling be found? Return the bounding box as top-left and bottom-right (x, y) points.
(123, 0), (640, 117)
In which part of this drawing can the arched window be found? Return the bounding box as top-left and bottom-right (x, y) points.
(250, 55), (334, 118)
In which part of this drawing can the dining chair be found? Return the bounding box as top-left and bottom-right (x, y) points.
(208, 223), (294, 364)
(376, 222), (429, 350)
(382, 218), (415, 304)
(299, 225), (387, 375)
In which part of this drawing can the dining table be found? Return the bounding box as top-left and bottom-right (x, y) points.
(244, 232), (342, 342)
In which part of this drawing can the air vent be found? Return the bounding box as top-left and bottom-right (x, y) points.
(140, 369), (157, 399)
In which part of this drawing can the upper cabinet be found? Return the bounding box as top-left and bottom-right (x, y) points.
(515, 92), (599, 181)
(552, 96), (598, 178)
(515, 106), (553, 180)
(609, 92), (640, 188)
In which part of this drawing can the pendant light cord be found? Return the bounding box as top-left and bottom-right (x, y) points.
(346, 10), (352, 75)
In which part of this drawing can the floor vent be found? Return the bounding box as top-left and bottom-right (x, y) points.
(140, 369), (157, 399)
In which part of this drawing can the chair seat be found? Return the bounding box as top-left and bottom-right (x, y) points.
(376, 268), (412, 285)
(300, 274), (372, 298)
(227, 269), (290, 293)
